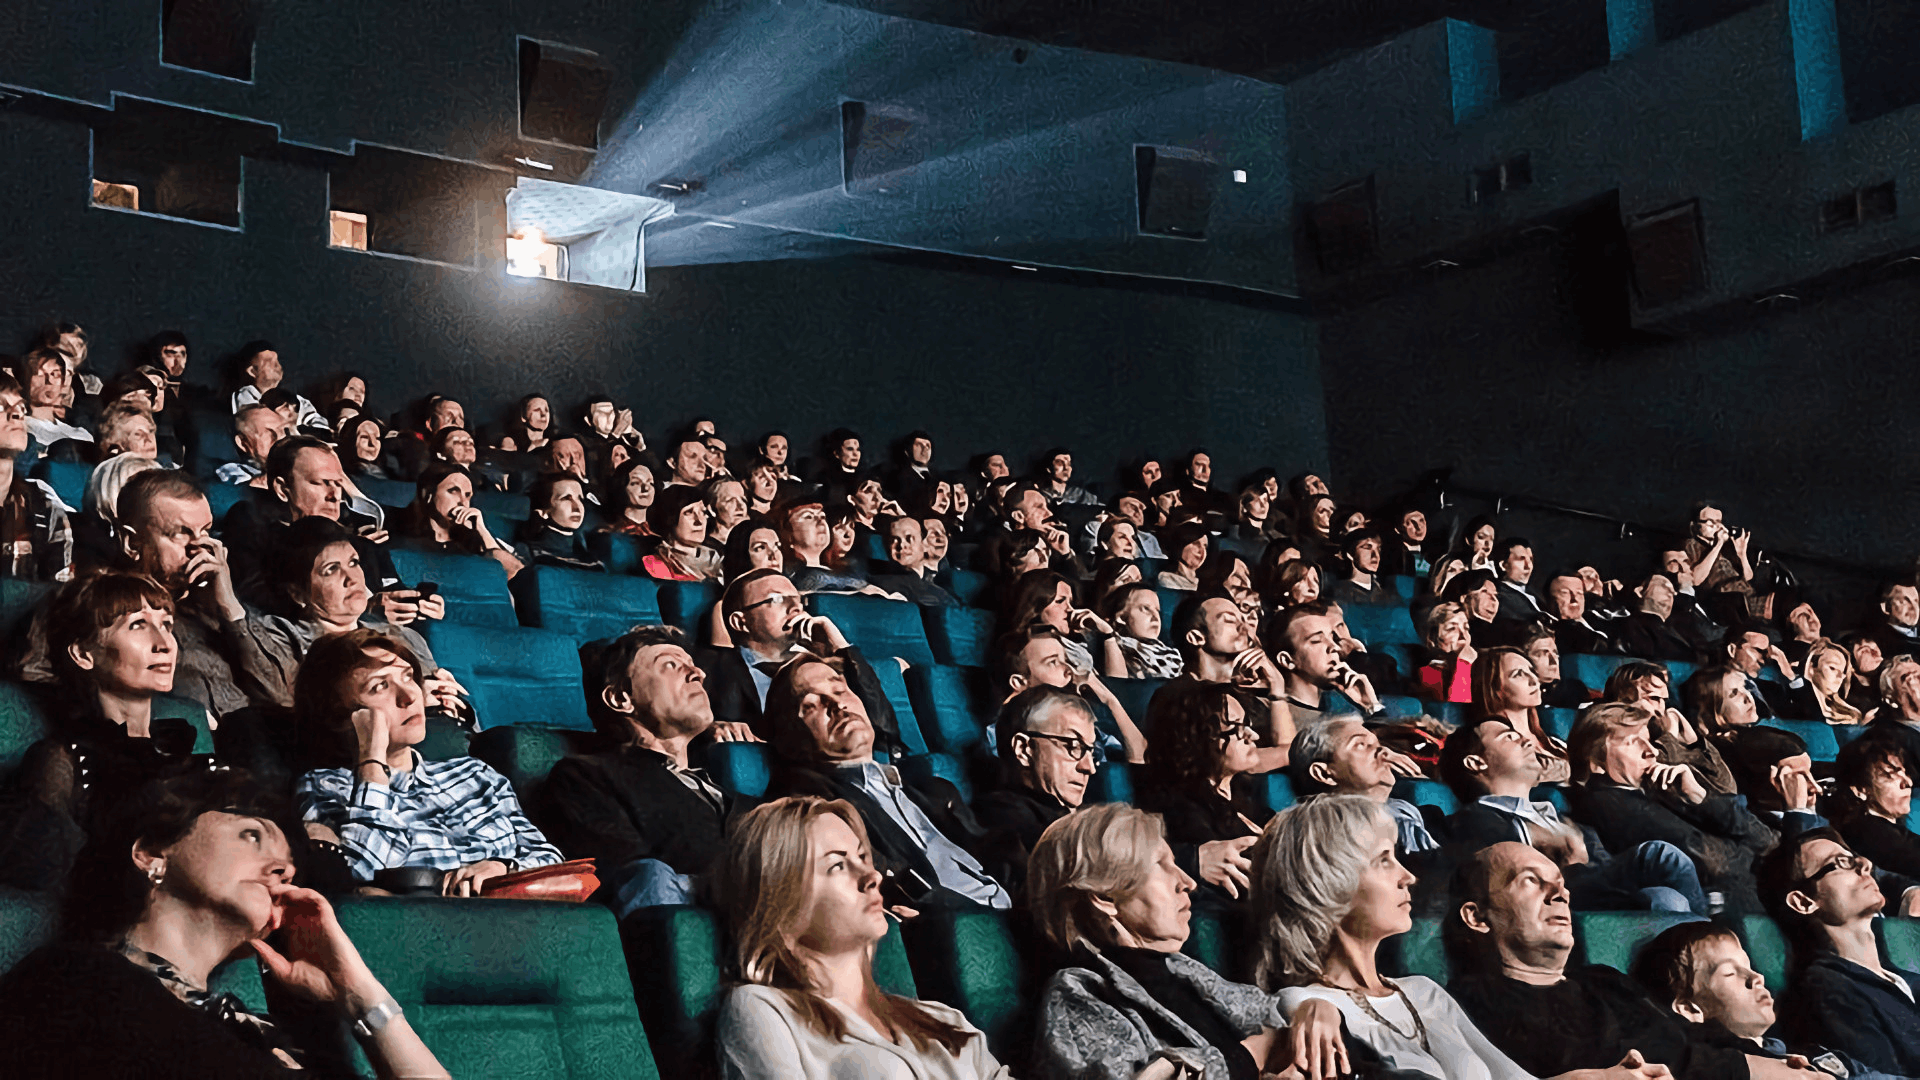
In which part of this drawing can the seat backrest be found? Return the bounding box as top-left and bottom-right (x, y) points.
(1882, 916), (1920, 972)
(806, 593), (936, 667)
(0, 887), (56, 978)
(588, 532), (648, 576)
(654, 580), (721, 639)
(36, 460), (90, 513)
(1574, 911), (1706, 972)
(153, 692), (216, 754)
(0, 578), (49, 650)
(356, 477), (417, 509)
(904, 664), (994, 754)
(1737, 914), (1790, 993)
(1758, 718), (1840, 762)
(1103, 677), (1168, 736)
(703, 740), (771, 799)
(1153, 588), (1187, 642)
(521, 565), (662, 644)
(390, 548), (518, 627)
(469, 725), (584, 830)
(868, 661), (929, 756)
(420, 622), (594, 731)
(921, 605), (997, 668)
(204, 481), (249, 522)
(336, 896), (657, 1080)
(1542, 707), (1579, 741)
(946, 568), (991, 607)
(1341, 604), (1419, 647)
(897, 750), (974, 804)
(473, 490), (531, 524)
(1380, 916), (1450, 983)
(1086, 761), (1135, 805)
(902, 908), (1026, 1060)
(1259, 772), (1297, 813)
(0, 681), (50, 777)
(1568, 653), (1632, 690)
(1377, 694), (1426, 720)
(1393, 778), (1458, 815)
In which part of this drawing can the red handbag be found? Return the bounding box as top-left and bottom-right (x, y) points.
(480, 858), (600, 902)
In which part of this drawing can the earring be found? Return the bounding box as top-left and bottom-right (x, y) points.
(147, 860), (165, 885)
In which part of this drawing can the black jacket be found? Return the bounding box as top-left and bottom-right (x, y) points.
(1569, 781), (1774, 912)
(697, 643), (904, 753)
(1839, 811), (1920, 881)
(543, 744), (740, 895)
(1779, 952), (1920, 1078)
(971, 782), (1072, 893)
(1554, 618), (1618, 658)
(1615, 611), (1702, 663)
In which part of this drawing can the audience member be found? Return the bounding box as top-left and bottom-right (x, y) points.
(1329, 527), (1390, 607)
(1799, 638), (1869, 725)
(1718, 629), (1802, 720)
(972, 686), (1100, 889)
(1522, 625), (1591, 708)
(390, 464), (525, 579)
(869, 515), (957, 605)
(1139, 680), (1275, 904)
(1433, 516), (1498, 596)
(1290, 718), (1443, 864)
(712, 796), (1008, 1079)
(216, 403), (289, 486)
(292, 629), (562, 890)
(1417, 601), (1478, 703)
(0, 373), (71, 581)
(1493, 538), (1549, 626)
(1683, 504), (1769, 626)
(74, 451), (160, 571)
(229, 342), (324, 431)
(1867, 581), (1920, 663)
(636, 483), (719, 580)
(1103, 581), (1184, 678)
(1470, 645), (1570, 783)
(1164, 593), (1296, 762)
(1616, 574), (1705, 663)
(1158, 523), (1209, 591)
(1778, 600), (1824, 667)
(1547, 571), (1619, 656)
(1828, 730), (1920, 879)
(991, 627), (1147, 765)
(761, 656), (1010, 910)
(1445, 569), (1519, 649)
(1271, 603), (1388, 726)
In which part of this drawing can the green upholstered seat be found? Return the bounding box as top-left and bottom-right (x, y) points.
(903, 909), (1026, 1059)
(1103, 677), (1168, 736)
(1736, 914), (1791, 993)
(921, 605), (998, 668)
(946, 569), (990, 607)
(337, 896), (656, 1080)
(1259, 772), (1297, 812)
(1757, 719), (1840, 762)
(807, 593), (937, 667)
(1380, 917), (1450, 984)
(1087, 761), (1135, 805)
(389, 549), (518, 627)
(1568, 654), (1633, 691)
(420, 622), (594, 731)
(469, 724), (585, 831)
(1574, 911), (1707, 972)
(0, 681), (50, 777)
(517, 565), (661, 644)
(869, 660), (929, 756)
(1340, 605), (1419, 647)
(1393, 778), (1458, 815)
(653, 580), (721, 640)
(904, 664), (995, 754)
(703, 740), (771, 798)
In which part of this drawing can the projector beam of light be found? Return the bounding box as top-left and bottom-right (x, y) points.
(577, 0), (1297, 295)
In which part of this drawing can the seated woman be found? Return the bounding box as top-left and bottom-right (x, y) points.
(1097, 517), (1145, 564)
(0, 571), (233, 891)
(74, 452), (161, 572)
(514, 470), (604, 571)
(597, 459), (658, 537)
(710, 523), (788, 647)
(703, 474), (752, 549)
(1686, 666), (1821, 823)
(1006, 569), (1121, 676)
(1292, 495), (1339, 568)
(1830, 729), (1920, 879)
(713, 796), (1010, 1080)
(1139, 680), (1273, 905)
(1028, 802), (1312, 1080)
(1251, 794), (1562, 1080)
(1600, 661), (1734, 796)
(333, 414), (391, 481)
(243, 516), (465, 720)
(292, 628), (562, 893)
(0, 770), (450, 1078)
(1264, 558), (1323, 614)
(1431, 516), (1498, 598)
(1470, 646), (1569, 783)
(1104, 581), (1184, 680)
(391, 463), (524, 579)
(504, 393), (552, 454)
(1799, 638), (1870, 725)
(743, 455), (783, 517)
(778, 495), (875, 595)
(641, 484), (723, 581)
(1156, 524), (1209, 591)
(1413, 601), (1476, 704)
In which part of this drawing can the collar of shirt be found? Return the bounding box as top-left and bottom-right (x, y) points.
(1477, 793), (1561, 829)
(384, 748), (429, 793)
(630, 745), (726, 807)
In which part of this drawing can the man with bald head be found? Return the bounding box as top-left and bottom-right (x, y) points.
(1449, 842), (1798, 1080)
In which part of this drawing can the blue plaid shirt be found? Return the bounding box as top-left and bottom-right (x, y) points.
(296, 751), (563, 881)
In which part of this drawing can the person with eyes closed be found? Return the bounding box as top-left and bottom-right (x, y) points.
(762, 655), (1011, 912)
(0, 770), (452, 1079)
(292, 628), (562, 895)
(713, 796), (1010, 1080)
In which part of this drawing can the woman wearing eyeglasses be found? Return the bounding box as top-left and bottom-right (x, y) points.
(1139, 680), (1273, 908)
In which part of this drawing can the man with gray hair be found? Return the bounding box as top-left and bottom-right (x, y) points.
(1288, 716), (1439, 858)
(973, 686), (1102, 889)
(1866, 653), (1920, 772)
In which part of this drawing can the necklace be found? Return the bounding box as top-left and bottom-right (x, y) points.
(1327, 978), (1431, 1055)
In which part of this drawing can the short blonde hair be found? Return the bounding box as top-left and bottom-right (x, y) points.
(1880, 654), (1918, 706)
(1249, 794), (1387, 990)
(84, 454), (163, 524)
(1025, 803), (1168, 952)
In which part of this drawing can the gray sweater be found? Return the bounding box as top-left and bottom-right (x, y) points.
(1032, 947), (1284, 1080)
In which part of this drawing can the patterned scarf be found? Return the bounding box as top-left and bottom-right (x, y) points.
(116, 940), (305, 1069)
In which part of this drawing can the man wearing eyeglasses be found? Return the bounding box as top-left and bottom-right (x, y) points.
(700, 567), (905, 752)
(973, 686), (1101, 890)
(1762, 829), (1920, 1077)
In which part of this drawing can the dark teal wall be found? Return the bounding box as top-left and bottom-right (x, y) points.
(0, 109), (1327, 488)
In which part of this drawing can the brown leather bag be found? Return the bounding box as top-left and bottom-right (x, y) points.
(480, 858), (600, 902)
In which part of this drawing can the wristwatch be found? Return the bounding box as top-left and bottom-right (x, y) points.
(352, 997), (404, 1039)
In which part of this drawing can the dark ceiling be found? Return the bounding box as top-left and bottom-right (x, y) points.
(836, 0), (1588, 83)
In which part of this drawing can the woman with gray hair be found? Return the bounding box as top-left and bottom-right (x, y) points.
(74, 453), (163, 569)
(1249, 795), (1670, 1080)
(1027, 802), (1344, 1080)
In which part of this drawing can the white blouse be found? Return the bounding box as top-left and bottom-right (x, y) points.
(1275, 977), (1535, 1080)
(717, 984), (1012, 1080)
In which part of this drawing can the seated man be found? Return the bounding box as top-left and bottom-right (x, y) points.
(1268, 601), (1387, 728)
(1493, 537), (1552, 626)
(1289, 717), (1441, 860)
(1324, 600), (1404, 695)
(763, 654), (1010, 910)
(214, 403), (290, 486)
(545, 625), (753, 915)
(1616, 573), (1707, 663)
(993, 627), (1146, 765)
(1036, 447), (1099, 509)
(0, 373), (71, 582)
(868, 514), (956, 606)
(698, 568), (904, 751)
(1546, 570), (1619, 657)
(1721, 629), (1805, 721)
(1867, 580), (1920, 667)
(221, 435), (400, 604)
(971, 685), (1099, 890)
(1521, 624), (1592, 708)
(1567, 704), (1776, 913)
(1868, 655), (1920, 773)
(1325, 527), (1389, 607)
(1444, 568), (1526, 649)
(1150, 592), (1293, 767)
(1448, 841), (1789, 1080)
(1633, 920), (1904, 1080)
(1760, 828), (1920, 1077)
(1441, 718), (1706, 913)
(975, 480), (1084, 580)
(228, 341), (323, 430)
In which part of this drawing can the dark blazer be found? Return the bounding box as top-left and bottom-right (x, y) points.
(1570, 782), (1773, 912)
(1614, 612), (1701, 663)
(971, 782), (1072, 893)
(1495, 581), (1550, 626)
(543, 744), (739, 890)
(766, 760), (996, 909)
(1779, 952), (1920, 1078)
(1554, 618), (1618, 658)
(1839, 812), (1920, 881)
(697, 644), (904, 752)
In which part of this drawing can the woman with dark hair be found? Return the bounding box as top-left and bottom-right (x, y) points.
(1470, 645), (1569, 783)
(824, 503), (864, 572)
(776, 496), (870, 594)
(315, 370), (368, 413)
(742, 455), (784, 516)
(1089, 555), (1144, 607)
(713, 796), (1009, 1079)
(1432, 515), (1498, 597)
(596, 458), (658, 537)
(1830, 730), (1920, 878)
(1265, 558), (1323, 613)
(0, 770), (451, 1078)
(513, 471), (602, 571)
(0, 571), (233, 891)
(756, 430), (792, 478)
(391, 464), (524, 578)
(1139, 680), (1273, 905)
(1005, 568), (1121, 676)
(642, 484), (722, 582)
(293, 628), (561, 891)
(1685, 667), (1820, 817)
(504, 393), (552, 453)
(333, 414), (390, 480)
(1292, 494), (1339, 568)
(1157, 523), (1210, 591)
(710, 523), (788, 647)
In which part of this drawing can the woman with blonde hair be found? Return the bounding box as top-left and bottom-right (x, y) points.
(1028, 802), (1324, 1080)
(1413, 601), (1475, 704)
(1800, 638), (1869, 725)
(714, 795), (1010, 1080)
